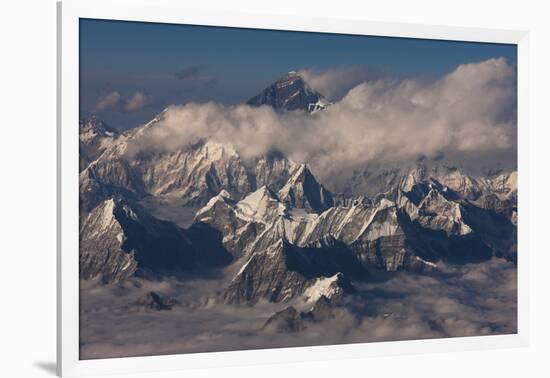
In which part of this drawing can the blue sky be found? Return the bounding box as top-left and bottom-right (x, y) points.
(80, 18), (517, 129)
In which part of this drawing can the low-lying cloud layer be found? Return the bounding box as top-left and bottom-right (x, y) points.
(126, 58), (517, 183)
(79, 258), (517, 359)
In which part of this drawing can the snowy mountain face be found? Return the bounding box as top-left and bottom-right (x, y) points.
(79, 135), (298, 213)
(246, 71), (329, 113)
(80, 139), (251, 212)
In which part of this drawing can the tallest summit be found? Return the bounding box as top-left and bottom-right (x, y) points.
(246, 71), (326, 112)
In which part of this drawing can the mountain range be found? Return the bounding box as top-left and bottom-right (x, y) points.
(79, 71), (517, 317)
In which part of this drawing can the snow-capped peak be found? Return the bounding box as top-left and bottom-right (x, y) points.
(278, 164), (334, 214)
(195, 190), (235, 218)
(236, 186), (286, 223)
(97, 198), (117, 230)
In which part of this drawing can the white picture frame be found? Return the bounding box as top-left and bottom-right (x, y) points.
(57, 0), (530, 376)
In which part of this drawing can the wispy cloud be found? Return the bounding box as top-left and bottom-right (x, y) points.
(79, 258), (517, 359)
(95, 91), (121, 111)
(298, 66), (384, 101)
(125, 92), (153, 111)
(95, 91), (154, 113)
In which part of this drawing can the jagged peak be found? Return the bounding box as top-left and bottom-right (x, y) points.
(96, 196), (143, 223)
(279, 165), (307, 196)
(195, 190), (235, 218)
(278, 163), (334, 214)
(353, 198), (399, 242)
(99, 197), (116, 216)
(83, 197), (122, 234)
(262, 237), (291, 258)
(303, 272), (344, 303)
(240, 185), (278, 203)
(233, 238), (290, 282)
(254, 184), (275, 195)
(235, 185), (287, 223)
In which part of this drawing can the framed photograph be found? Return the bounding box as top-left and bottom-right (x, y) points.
(57, 0), (529, 376)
